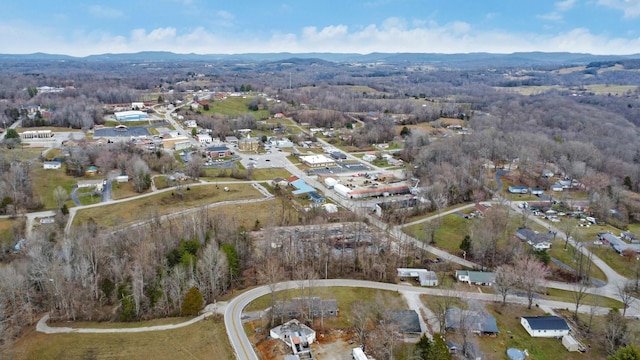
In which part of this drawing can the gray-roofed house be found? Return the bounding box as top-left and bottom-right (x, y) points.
(445, 307), (499, 336)
(273, 297), (338, 319)
(389, 310), (422, 335)
(455, 270), (496, 286)
(520, 316), (570, 338)
(516, 228), (553, 250)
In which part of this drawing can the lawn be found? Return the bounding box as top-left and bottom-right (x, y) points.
(200, 96), (270, 119)
(30, 167), (79, 210)
(245, 287), (406, 328)
(403, 213), (469, 256)
(73, 183), (263, 228)
(252, 168), (291, 181)
(547, 245), (607, 282)
(111, 180), (147, 199)
(543, 288), (624, 309)
(474, 303), (608, 360)
(589, 246), (640, 278)
(9, 316), (232, 360)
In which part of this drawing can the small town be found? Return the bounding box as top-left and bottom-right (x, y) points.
(1, 2), (640, 360)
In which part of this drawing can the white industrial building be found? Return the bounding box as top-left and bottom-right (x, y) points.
(114, 110), (148, 121)
(300, 154), (335, 167)
(324, 177), (339, 189)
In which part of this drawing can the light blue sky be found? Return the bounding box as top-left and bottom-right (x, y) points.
(3, 0), (640, 56)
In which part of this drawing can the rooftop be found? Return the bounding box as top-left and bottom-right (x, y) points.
(522, 316), (569, 331)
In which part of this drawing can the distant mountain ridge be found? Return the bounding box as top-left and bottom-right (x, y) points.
(1, 51), (640, 68)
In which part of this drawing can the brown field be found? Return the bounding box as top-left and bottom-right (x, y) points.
(73, 183), (263, 228)
(8, 316), (232, 360)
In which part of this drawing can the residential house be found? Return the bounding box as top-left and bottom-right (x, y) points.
(508, 186), (529, 194)
(308, 192), (325, 204)
(455, 270), (496, 286)
(274, 112), (285, 118)
(77, 179), (104, 192)
(397, 268), (438, 286)
(271, 177), (289, 188)
(389, 310), (422, 335)
(520, 316), (570, 338)
(516, 228), (553, 250)
(445, 307), (499, 336)
(270, 319), (316, 359)
(184, 120), (198, 129)
(85, 166), (99, 176)
(272, 297), (339, 319)
(43, 161), (61, 170)
(529, 187), (544, 196)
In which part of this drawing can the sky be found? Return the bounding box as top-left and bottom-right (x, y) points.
(2, 0), (640, 56)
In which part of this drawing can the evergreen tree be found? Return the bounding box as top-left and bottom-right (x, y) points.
(181, 286), (204, 316)
(608, 345), (640, 360)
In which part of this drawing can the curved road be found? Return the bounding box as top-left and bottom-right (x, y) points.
(224, 279), (632, 360)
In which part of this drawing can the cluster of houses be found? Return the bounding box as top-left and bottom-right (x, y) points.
(598, 232), (640, 256)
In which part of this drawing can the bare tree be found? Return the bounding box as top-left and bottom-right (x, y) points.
(351, 300), (372, 348)
(572, 281), (590, 320)
(494, 264), (517, 305)
(603, 309), (628, 355)
(617, 281), (637, 317)
(513, 253), (550, 309)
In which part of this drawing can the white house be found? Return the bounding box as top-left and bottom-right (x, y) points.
(184, 120), (197, 128)
(43, 161), (61, 170)
(520, 316), (570, 338)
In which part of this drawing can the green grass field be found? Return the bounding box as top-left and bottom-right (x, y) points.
(547, 245), (607, 281)
(544, 288), (624, 309)
(199, 97), (270, 119)
(476, 303), (608, 360)
(30, 167), (79, 210)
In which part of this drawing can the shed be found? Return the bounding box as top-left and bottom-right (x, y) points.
(562, 334), (583, 352)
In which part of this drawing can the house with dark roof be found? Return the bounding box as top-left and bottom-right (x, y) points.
(389, 310), (422, 335)
(445, 307), (499, 336)
(516, 228), (553, 250)
(520, 316), (570, 338)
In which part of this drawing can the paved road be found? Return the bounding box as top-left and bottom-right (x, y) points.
(224, 279), (633, 360)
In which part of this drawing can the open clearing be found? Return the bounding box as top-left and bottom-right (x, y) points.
(73, 183), (263, 228)
(9, 316), (232, 360)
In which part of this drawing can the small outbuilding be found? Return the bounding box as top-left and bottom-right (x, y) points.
(397, 268), (439, 286)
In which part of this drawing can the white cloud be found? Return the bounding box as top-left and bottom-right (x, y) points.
(88, 5), (124, 18)
(538, 12), (564, 21)
(2, 17), (640, 56)
(598, 0), (640, 18)
(555, 0), (577, 11)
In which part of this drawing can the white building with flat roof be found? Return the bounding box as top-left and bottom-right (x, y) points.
(300, 154), (335, 168)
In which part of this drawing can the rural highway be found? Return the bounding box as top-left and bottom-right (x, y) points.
(224, 278), (638, 360)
